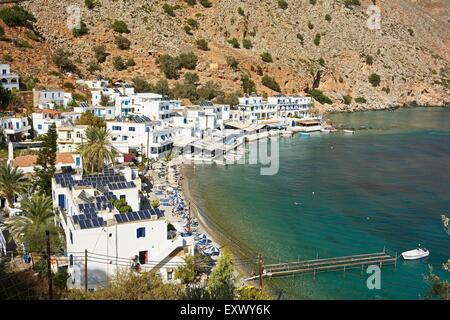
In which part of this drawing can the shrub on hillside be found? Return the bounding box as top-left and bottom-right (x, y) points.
(52, 49), (76, 72)
(355, 97), (367, 103)
(73, 21), (88, 37)
(365, 55), (374, 65)
(227, 38), (240, 49)
(199, 0), (212, 8)
(93, 45), (109, 63)
(178, 52), (198, 70)
(156, 54), (181, 79)
(241, 74), (256, 94)
(25, 30), (40, 42)
(262, 75), (281, 92)
(260, 52), (273, 63)
(226, 56), (239, 71)
(196, 39), (209, 51)
(0, 6), (36, 27)
(111, 20), (130, 33)
(368, 73), (381, 87)
(115, 35), (131, 50)
(186, 18), (199, 29)
(278, 0), (288, 10)
(113, 56), (127, 71)
(307, 89), (332, 104)
(242, 39), (253, 49)
(314, 33), (321, 46)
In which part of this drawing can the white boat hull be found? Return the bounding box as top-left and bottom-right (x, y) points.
(401, 249), (429, 260)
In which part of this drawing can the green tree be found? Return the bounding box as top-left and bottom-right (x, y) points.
(325, 14), (332, 22)
(0, 5), (36, 27)
(178, 52), (198, 70)
(77, 112), (102, 126)
(156, 54), (181, 80)
(151, 199), (160, 209)
(261, 75), (281, 92)
(308, 89), (332, 104)
(236, 285), (271, 300)
(0, 86), (12, 111)
(152, 79), (172, 98)
(368, 73), (381, 87)
(241, 74), (256, 94)
(207, 248), (236, 299)
(0, 161), (28, 208)
(77, 126), (117, 173)
(174, 255), (197, 285)
(69, 270), (180, 300)
(3, 194), (63, 255)
(34, 123), (57, 194)
(52, 49), (76, 73)
(132, 77), (152, 93)
(111, 198), (132, 213)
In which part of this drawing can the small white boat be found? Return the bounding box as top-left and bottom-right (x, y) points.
(343, 129), (355, 134)
(401, 248), (429, 260)
(320, 129), (331, 133)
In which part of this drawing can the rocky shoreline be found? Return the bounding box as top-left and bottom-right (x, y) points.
(317, 102), (450, 115)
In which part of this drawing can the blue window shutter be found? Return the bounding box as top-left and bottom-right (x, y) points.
(137, 227), (145, 238)
(38, 124), (42, 130)
(58, 194), (65, 209)
(76, 157), (81, 166)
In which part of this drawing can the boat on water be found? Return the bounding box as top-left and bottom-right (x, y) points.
(320, 128), (331, 133)
(401, 247), (429, 260)
(343, 129), (355, 134)
(300, 132), (310, 136)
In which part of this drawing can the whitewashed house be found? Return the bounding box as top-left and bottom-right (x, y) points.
(0, 64), (19, 90)
(52, 168), (193, 289)
(56, 125), (88, 153)
(268, 94), (312, 120)
(106, 115), (178, 160)
(0, 114), (31, 142)
(33, 89), (71, 109)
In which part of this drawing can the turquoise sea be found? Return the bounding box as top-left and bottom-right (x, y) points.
(185, 108), (450, 300)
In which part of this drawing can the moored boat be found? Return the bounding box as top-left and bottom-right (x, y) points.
(343, 129), (355, 134)
(401, 247), (429, 260)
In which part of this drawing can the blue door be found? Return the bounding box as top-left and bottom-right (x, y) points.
(58, 194), (65, 209)
(75, 157), (81, 167)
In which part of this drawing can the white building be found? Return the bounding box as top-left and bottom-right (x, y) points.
(106, 115), (178, 160)
(56, 125), (88, 153)
(0, 114), (31, 142)
(233, 94), (313, 124)
(52, 168), (193, 289)
(32, 110), (82, 136)
(0, 64), (19, 91)
(267, 94), (312, 119)
(33, 89), (71, 109)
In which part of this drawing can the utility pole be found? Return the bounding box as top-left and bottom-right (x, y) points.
(258, 253), (263, 291)
(45, 230), (53, 300)
(84, 249), (88, 293)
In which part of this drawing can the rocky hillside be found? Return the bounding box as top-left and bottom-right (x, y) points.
(1, 0), (449, 111)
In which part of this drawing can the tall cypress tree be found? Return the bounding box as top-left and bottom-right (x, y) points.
(34, 123), (57, 194)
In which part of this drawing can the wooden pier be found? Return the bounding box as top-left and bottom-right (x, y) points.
(245, 250), (397, 281)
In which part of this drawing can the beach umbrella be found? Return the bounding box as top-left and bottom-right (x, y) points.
(197, 234), (207, 240)
(196, 239), (209, 246)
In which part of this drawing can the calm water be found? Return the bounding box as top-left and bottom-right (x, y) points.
(185, 108), (450, 300)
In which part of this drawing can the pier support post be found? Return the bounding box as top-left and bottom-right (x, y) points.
(343, 265), (346, 278)
(361, 264), (364, 275)
(394, 253), (397, 271)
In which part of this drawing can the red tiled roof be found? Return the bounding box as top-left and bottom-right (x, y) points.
(12, 152), (75, 168)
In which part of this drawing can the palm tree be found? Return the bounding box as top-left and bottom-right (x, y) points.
(78, 126), (118, 173)
(0, 161), (28, 209)
(3, 193), (54, 242)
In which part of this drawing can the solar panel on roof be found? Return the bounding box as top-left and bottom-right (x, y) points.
(78, 214), (86, 220)
(84, 220), (92, 228)
(132, 212), (139, 220)
(120, 213), (128, 222)
(73, 216), (79, 224)
(137, 211), (145, 220)
(79, 220), (87, 229)
(114, 214), (123, 223)
(98, 217), (104, 226)
(126, 212), (134, 221)
(142, 210), (151, 219)
(91, 219), (100, 227)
